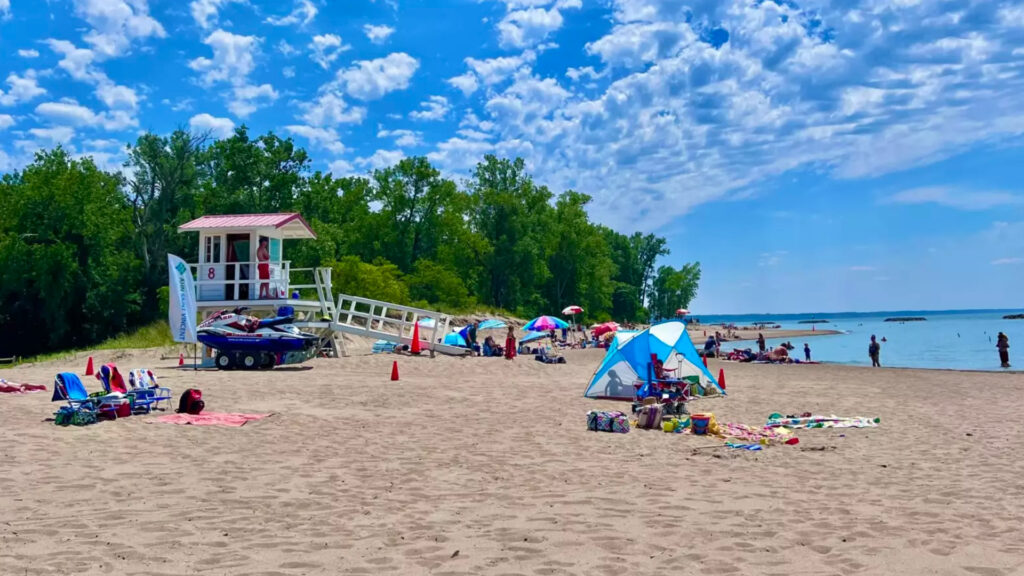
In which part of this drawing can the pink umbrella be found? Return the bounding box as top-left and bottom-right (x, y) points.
(591, 322), (620, 337)
(561, 305), (583, 315)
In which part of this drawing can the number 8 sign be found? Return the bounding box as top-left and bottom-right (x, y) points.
(207, 267), (215, 280)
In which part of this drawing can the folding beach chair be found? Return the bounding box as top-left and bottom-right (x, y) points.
(52, 372), (126, 420)
(96, 364), (154, 415)
(127, 368), (172, 410)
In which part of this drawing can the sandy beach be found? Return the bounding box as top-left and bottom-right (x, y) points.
(3, 348), (1024, 575)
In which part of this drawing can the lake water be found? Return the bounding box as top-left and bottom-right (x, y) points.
(696, 310), (1024, 371)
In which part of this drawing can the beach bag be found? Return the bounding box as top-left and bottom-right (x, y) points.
(637, 404), (664, 429)
(587, 411), (630, 433)
(177, 388), (204, 415)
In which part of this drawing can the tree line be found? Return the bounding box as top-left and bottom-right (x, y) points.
(0, 127), (701, 357)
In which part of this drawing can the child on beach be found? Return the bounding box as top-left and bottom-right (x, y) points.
(504, 326), (517, 360)
(804, 343), (811, 362)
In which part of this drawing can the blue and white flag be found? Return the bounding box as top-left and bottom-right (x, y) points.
(167, 254), (198, 343)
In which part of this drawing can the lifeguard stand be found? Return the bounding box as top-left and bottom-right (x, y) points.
(177, 213), (336, 320)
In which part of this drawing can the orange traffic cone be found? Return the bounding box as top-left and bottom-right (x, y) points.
(390, 361), (400, 381)
(178, 353), (185, 366)
(85, 356), (94, 376)
(718, 368), (726, 390)
(410, 323), (422, 355)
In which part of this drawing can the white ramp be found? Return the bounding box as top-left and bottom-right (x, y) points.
(329, 294), (470, 357)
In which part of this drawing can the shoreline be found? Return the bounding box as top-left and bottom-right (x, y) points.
(689, 323), (842, 342)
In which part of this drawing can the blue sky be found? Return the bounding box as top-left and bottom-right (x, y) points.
(1, 0), (1023, 313)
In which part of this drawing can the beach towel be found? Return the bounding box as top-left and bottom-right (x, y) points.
(153, 413), (272, 427)
(766, 415), (879, 429)
(0, 379), (46, 394)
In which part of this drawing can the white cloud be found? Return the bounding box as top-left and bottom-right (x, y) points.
(378, 128), (422, 147)
(328, 158), (355, 176)
(409, 95), (451, 121)
(277, 40), (299, 57)
(44, 40), (142, 116)
(884, 187), (1024, 211)
(447, 72), (479, 96)
(364, 24), (395, 44)
(229, 83), (278, 117)
(0, 0), (9, 19)
(34, 100), (136, 131)
(465, 51), (536, 85)
(72, 0), (166, 58)
(497, 7), (566, 49)
(991, 257), (1024, 266)
(309, 34), (349, 70)
(0, 114), (14, 130)
(336, 53), (419, 100)
(30, 126), (76, 146)
(298, 92), (366, 127)
(189, 113), (235, 138)
(83, 138), (122, 149)
(0, 71), (47, 107)
(164, 98), (194, 112)
(189, 29), (259, 86)
(94, 82), (138, 110)
(285, 125), (346, 154)
(265, 0), (317, 27)
(357, 149), (405, 170)
(758, 251), (787, 267)
(18, 49), (40, 59)
(282, 66), (296, 78)
(190, 0), (245, 30)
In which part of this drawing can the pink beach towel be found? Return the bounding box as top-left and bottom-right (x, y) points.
(0, 381), (47, 394)
(154, 413), (272, 427)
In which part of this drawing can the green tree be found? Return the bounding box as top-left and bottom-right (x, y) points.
(469, 156), (554, 313)
(328, 256), (409, 305)
(649, 262), (702, 320)
(630, 232), (670, 309)
(125, 130), (205, 313)
(546, 191), (614, 321)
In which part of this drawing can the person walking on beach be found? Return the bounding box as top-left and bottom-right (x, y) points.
(757, 332), (766, 353)
(868, 335), (881, 367)
(997, 332), (1010, 368)
(804, 343), (811, 362)
(467, 321), (479, 356)
(504, 326), (517, 360)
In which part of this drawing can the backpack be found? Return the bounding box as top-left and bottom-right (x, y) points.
(177, 388), (205, 415)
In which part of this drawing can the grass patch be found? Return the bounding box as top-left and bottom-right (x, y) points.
(20, 321), (176, 365)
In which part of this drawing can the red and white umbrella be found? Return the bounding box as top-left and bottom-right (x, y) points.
(562, 305), (583, 315)
(591, 321), (620, 337)
(675, 308), (689, 316)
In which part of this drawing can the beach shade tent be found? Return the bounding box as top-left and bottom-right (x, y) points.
(520, 331), (549, 345)
(584, 320), (724, 400)
(524, 316), (569, 332)
(444, 332), (468, 347)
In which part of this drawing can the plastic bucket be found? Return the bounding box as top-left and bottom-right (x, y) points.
(691, 414), (711, 435)
(662, 418), (677, 433)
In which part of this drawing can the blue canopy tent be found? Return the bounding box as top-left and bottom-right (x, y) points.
(584, 320), (723, 400)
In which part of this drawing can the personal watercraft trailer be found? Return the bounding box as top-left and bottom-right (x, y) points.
(177, 213), (471, 368)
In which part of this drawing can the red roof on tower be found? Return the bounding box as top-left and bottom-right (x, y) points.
(178, 213), (316, 239)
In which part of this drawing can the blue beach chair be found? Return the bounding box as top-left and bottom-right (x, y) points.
(52, 372), (126, 422)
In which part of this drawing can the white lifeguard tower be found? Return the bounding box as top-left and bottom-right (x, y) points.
(177, 212), (335, 319)
(177, 212), (470, 357)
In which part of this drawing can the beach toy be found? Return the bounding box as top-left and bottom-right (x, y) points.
(675, 416), (690, 433)
(663, 418), (677, 433)
(691, 413), (711, 435)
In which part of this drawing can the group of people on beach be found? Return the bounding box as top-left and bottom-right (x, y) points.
(463, 322), (518, 360)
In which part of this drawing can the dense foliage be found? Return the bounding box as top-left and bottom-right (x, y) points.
(0, 127), (700, 357)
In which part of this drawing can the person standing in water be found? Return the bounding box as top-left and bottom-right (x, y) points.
(804, 343), (811, 362)
(868, 335), (881, 367)
(757, 332), (766, 353)
(997, 332), (1010, 368)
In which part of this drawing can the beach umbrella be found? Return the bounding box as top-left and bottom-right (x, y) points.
(417, 317), (437, 328)
(477, 319), (507, 330)
(675, 308), (689, 316)
(520, 331), (549, 344)
(561, 306), (583, 343)
(591, 321), (620, 337)
(523, 315), (569, 332)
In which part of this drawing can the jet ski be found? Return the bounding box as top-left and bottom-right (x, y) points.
(197, 307), (320, 370)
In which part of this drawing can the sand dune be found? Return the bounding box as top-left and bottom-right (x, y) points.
(2, 349), (1023, 575)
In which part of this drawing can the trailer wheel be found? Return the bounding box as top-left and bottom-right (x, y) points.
(259, 353), (276, 369)
(215, 352), (235, 370)
(240, 352), (259, 370)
